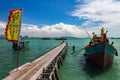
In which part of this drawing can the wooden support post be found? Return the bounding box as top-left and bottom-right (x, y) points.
(54, 68), (59, 80)
(57, 58), (61, 68)
(42, 68), (45, 79)
(59, 57), (62, 65)
(53, 73), (56, 80)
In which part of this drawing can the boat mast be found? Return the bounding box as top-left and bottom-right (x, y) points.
(82, 27), (92, 40)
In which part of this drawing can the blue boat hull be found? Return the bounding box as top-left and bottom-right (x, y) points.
(84, 42), (117, 69)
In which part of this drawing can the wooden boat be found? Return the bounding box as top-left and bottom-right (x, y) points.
(12, 40), (30, 50)
(55, 37), (67, 40)
(84, 27), (118, 69)
(41, 37), (50, 40)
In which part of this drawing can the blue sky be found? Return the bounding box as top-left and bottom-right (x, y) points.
(0, 0), (120, 37)
(0, 0), (80, 25)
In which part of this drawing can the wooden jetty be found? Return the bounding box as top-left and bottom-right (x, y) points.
(3, 42), (67, 80)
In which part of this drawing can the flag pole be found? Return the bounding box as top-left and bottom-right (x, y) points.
(16, 9), (22, 70)
(18, 9), (22, 48)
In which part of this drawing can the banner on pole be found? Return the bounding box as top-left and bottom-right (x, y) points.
(5, 9), (22, 42)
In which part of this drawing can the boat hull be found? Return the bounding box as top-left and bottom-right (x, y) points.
(84, 42), (117, 69)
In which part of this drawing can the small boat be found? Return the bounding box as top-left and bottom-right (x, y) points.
(41, 37), (50, 40)
(55, 37), (67, 40)
(84, 27), (118, 69)
(12, 40), (30, 50)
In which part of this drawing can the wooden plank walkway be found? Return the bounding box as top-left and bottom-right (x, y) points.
(3, 42), (67, 80)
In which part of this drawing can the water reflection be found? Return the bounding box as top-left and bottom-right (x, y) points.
(79, 55), (120, 80)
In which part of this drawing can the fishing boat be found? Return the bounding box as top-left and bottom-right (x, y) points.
(41, 37), (50, 40)
(84, 27), (118, 69)
(55, 37), (67, 40)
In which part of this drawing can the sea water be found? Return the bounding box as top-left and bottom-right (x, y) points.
(0, 38), (120, 80)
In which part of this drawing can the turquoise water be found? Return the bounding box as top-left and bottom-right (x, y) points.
(0, 38), (120, 80)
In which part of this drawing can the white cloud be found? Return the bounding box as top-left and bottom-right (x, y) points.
(21, 22), (86, 38)
(0, 21), (88, 38)
(0, 21), (6, 34)
(73, 0), (120, 21)
(71, 0), (120, 37)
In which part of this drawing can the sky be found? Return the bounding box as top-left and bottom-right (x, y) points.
(0, 0), (120, 38)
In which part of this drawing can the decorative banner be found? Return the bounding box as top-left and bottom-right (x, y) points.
(5, 9), (22, 42)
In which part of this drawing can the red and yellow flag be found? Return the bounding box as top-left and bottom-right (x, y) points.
(5, 9), (22, 42)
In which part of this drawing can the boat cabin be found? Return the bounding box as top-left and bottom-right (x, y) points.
(89, 27), (109, 46)
(12, 40), (30, 50)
